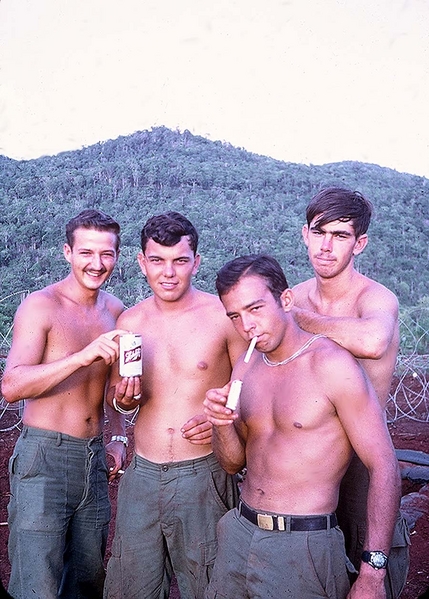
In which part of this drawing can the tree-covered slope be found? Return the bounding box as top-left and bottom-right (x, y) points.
(0, 127), (428, 329)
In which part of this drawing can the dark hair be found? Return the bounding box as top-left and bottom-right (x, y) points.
(306, 187), (373, 238)
(65, 209), (120, 249)
(141, 211), (199, 254)
(216, 254), (288, 304)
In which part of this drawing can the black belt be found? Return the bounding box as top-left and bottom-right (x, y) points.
(238, 501), (337, 532)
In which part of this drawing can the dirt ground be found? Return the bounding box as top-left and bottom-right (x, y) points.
(0, 403), (428, 598)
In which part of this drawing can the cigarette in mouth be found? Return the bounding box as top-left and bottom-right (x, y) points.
(244, 336), (258, 363)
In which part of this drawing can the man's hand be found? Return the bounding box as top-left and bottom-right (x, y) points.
(203, 383), (238, 427)
(181, 414), (213, 445)
(347, 567), (386, 599)
(105, 439), (127, 482)
(78, 329), (129, 367)
(112, 376), (142, 410)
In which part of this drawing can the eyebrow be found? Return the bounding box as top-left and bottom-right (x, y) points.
(77, 247), (115, 252)
(310, 224), (353, 237)
(226, 298), (265, 318)
(146, 254), (190, 260)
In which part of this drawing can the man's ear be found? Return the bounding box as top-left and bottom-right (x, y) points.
(137, 251), (146, 276)
(353, 234), (368, 256)
(63, 243), (72, 264)
(280, 288), (294, 312)
(302, 224), (309, 247)
(192, 253), (201, 275)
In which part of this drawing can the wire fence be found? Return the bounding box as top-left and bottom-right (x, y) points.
(1, 309), (429, 433)
(386, 305), (429, 424)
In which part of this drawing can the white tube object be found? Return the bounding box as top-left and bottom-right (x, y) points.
(226, 379), (243, 410)
(244, 336), (258, 363)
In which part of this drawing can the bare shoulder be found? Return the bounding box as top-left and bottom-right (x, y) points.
(15, 284), (60, 320)
(311, 335), (381, 417)
(311, 334), (362, 375)
(8, 285), (67, 348)
(195, 289), (226, 312)
(194, 290), (237, 327)
(357, 274), (398, 313)
(116, 297), (150, 327)
(292, 278), (316, 307)
(99, 289), (124, 318)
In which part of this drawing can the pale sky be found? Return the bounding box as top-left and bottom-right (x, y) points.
(1, 0), (429, 178)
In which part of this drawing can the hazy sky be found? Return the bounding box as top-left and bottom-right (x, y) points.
(1, 0), (428, 177)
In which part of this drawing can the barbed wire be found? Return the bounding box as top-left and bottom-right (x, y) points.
(386, 354), (429, 423)
(0, 397), (24, 432)
(1, 312), (429, 432)
(386, 306), (429, 423)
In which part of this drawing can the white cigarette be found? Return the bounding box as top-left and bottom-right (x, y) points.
(244, 336), (258, 363)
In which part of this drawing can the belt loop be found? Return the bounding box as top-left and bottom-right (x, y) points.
(56, 432), (62, 446)
(285, 516), (291, 533)
(238, 501), (243, 516)
(327, 514), (332, 536)
(22, 426), (28, 438)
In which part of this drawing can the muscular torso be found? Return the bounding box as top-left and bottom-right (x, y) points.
(238, 339), (354, 514)
(117, 291), (238, 462)
(21, 284), (122, 437)
(293, 277), (399, 406)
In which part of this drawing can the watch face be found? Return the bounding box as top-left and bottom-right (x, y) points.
(372, 553), (387, 568)
(362, 551), (388, 569)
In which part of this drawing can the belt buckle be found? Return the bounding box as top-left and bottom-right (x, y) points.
(257, 513), (274, 530)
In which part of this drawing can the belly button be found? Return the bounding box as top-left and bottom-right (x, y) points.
(167, 427), (175, 435)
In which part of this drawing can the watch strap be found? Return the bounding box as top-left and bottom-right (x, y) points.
(110, 435), (128, 447)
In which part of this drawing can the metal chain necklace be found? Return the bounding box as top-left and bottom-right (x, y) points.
(262, 334), (326, 367)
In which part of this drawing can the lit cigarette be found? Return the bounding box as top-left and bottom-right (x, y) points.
(244, 336), (258, 363)
(118, 469), (125, 475)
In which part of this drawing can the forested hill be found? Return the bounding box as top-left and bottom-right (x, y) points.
(0, 126), (428, 329)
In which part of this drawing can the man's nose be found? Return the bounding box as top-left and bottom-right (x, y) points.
(320, 234), (333, 252)
(163, 262), (175, 277)
(241, 315), (256, 334)
(90, 254), (103, 269)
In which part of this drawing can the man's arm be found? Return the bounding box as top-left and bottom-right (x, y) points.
(326, 351), (401, 598)
(203, 382), (247, 474)
(293, 284), (398, 359)
(103, 352), (134, 480)
(2, 294), (126, 403)
(104, 396), (127, 481)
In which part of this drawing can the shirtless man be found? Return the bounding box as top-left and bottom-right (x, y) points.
(103, 212), (247, 599)
(292, 187), (409, 597)
(203, 254), (401, 599)
(2, 210), (127, 599)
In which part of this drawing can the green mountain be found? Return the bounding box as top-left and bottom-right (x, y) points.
(1, 126), (428, 332)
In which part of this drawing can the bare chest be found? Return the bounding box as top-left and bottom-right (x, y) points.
(47, 306), (117, 356)
(240, 365), (336, 433)
(144, 319), (227, 373)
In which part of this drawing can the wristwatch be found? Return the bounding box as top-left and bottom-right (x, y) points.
(110, 435), (128, 447)
(361, 550), (389, 570)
